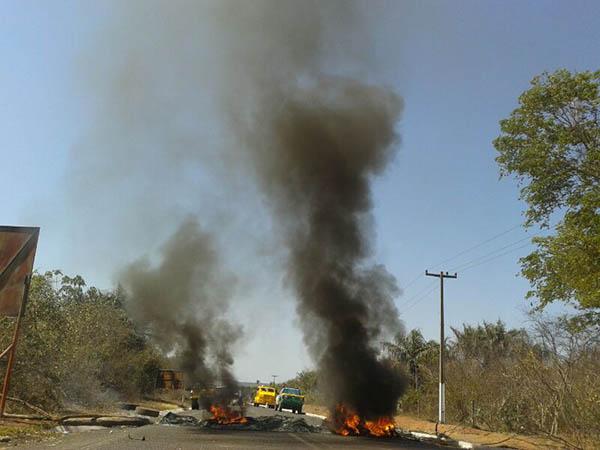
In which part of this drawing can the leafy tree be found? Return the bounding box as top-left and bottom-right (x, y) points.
(450, 320), (529, 367)
(494, 69), (600, 312)
(384, 329), (435, 389)
(0, 271), (164, 411)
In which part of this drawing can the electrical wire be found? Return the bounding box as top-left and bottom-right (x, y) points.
(457, 242), (533, 273)
(449, 235), (534, 272)
(397, 280), (437, 309)
(400, 223), (522, 294)
(398, 241), (534, 316)
(428, 223), (522, 271)
(399, 285), (439, 314)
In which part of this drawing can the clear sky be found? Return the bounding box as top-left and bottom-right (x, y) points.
(1, 1), (598, 381)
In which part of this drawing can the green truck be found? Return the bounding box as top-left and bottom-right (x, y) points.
(275, 387), (304, 414)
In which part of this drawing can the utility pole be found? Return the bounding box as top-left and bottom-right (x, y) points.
(425, 270), (457, 424)
(271, 375), (278, 386)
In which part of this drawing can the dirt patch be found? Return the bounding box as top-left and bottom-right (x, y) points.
(302, 404), (328, 417)
(392, 414), (565, 449)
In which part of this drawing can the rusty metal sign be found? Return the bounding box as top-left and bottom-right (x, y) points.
(0, 226), (39, 317)
(0, 225), (39, 417)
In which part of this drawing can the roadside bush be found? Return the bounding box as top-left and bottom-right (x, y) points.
(388, 318), (600, 448)
(0, 271), (164, 412)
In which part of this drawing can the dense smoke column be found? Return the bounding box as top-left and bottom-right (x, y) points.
(246, 79), (406, 418)
(120, 217), (240, 400)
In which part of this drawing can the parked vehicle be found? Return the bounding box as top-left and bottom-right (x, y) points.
(275, 387), (304, 414)
(252, 385), (276, 408)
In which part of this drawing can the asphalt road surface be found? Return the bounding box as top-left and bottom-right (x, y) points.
(16, 406), (443, 449)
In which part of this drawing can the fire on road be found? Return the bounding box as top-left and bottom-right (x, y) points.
(15, 406), (443, 449)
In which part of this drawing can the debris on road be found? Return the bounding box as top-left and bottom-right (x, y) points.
(135, 407), (160, 417)
(160, 412), (199, 426)
(60, 416), (151, 427)
(205, 415), (323, 433)
(160, 411), (323, 433)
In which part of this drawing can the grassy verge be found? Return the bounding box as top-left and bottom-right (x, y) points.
(0, 420), (56, 446)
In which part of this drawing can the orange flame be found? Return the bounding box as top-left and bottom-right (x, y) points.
(332, 404), (396, 437)
(209, 405), (248, 425)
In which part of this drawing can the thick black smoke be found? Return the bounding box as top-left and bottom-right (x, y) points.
(242, 79), (407, 418)
(71, 0), (406, 416)
(120, 217), (240, 400)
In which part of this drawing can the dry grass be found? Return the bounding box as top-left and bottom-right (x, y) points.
(303, 405), (569, 449)
(392, 414), (566, 449)
(0, 419), (56, 448)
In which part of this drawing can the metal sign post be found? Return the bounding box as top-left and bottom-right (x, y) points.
(0, 275), (31, 417)
(0, 226), (39, 418)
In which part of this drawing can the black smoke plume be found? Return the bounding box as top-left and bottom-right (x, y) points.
(71, 0), (406, 418)
(120, 217), (240, 402)
(240, 78), (407, 418)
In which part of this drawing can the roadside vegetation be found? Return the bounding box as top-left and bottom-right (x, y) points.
(389, 319), (600, 448)
(289, 317), (600, 448)
(0, 270), (163, 413)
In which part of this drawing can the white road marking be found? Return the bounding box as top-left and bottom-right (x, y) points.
(304, 412), (326, 419)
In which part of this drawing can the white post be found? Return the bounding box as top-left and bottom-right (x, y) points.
(439, 382), (445, 423)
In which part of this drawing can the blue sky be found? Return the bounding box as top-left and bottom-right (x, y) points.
(1, 1), (598, 380)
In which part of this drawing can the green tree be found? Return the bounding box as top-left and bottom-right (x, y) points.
(494, 69), (600, 312)
(0, 271), (164, 411)
(384, 329), (435, 389)
(450, 320), (529, 367)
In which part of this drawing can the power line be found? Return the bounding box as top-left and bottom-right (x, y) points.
(399, 241), (534, 315)
(429, 223), (522, 271)
(397, 280), (437, 309)
(458, 242), (533, 273)
(399, 284), (438, 314)
(400, 240), (533, 314)
(400, 223), (522, 294)
(450, 235), (533, 272)
(401, 272), (426, 291)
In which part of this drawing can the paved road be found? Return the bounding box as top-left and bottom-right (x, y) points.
(18, 426), (442, 449)
(245, 404), (325, 427)
(16, 406), (443, 449)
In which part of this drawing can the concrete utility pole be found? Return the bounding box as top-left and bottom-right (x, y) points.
(425, 270), (457, 424)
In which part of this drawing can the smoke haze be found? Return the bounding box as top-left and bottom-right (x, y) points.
(120, 217), (240, 393)
(70, 0), (406, 414)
